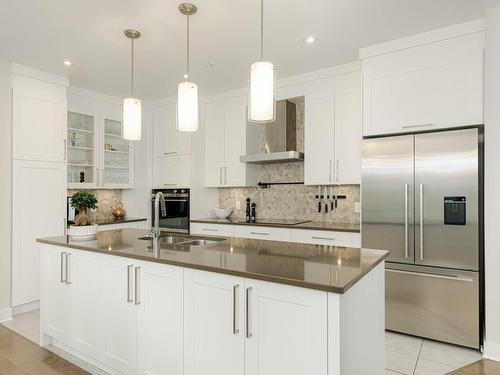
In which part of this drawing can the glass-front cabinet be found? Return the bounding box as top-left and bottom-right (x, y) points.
(67, 93), (134, 189)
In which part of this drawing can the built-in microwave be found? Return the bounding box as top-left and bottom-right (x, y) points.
(151, 188), (190, 233)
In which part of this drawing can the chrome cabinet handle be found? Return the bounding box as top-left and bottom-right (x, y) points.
(163, 151), (177, 155)
(329, 160), (332, 182)
(419, 184), (424, 260)
(311, 236), (336, 241)
(233, 284), (240, 334)
(63, 218), (67, 235)
(246, 287), (252, 338)
(63, 139), (67, 160)
(163, 184), (177, 186)
(65, 253), (71, 284)
(127, 265), (134, 303)
(134, 266), (141, 305)
(202, 228), (218, 232)
(386, 269), (474, 282)
(250, 232), (269, 236)
(219, 167), (223, 185)
(336, 160), (340, 183)
(401, 123), (434, 129)
(224, 167), (228, 185)
(404, 184), (409, 259)
(60, 252), (66, 283)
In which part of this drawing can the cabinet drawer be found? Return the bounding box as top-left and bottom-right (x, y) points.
(290, 229), (360, 247)
(233, 225), (291, 242)
(190, 223), (234, 237)
(97, 221), (147, 232)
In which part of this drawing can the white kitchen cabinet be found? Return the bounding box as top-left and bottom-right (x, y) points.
(137, 261), (184, 375)
(184, 269), (245, 375)
(304, 72), (362, 185)
(290, 229), (360, 248)
(153, 102), (191, 157)
(12, 73), (67, 163)
(153, 154), (191, 188)
(40, 246), (71, 342)
(190, 222), (235, 237)
(68, 250), (101, 358)
(362, 32), (484, 136)
(205, 96), (258, 187)
(67, 89), (134, 189)
(97, 221), (148, 232)
(100, 256), (138, 375)
(233, 225), (291, 242)
(12, 160), (66, 306)
(245, 280), (328, 375)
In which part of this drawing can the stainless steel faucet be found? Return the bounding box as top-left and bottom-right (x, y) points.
(151, 192), (166, 254)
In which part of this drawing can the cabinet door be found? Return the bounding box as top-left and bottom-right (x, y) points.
(68, 250), (101, 358)
(100, 256), (137, 375)
(334, 72), (362, 184)
(233, 225), (291, 242)
(103, 117), (134, 189)
(137, 262), (183, 375)
(190, 223), (235, 237)
(362, 33), (484, 136)
(224, 96), (248, 187)
(154, 154), (191, 188)
(154, 103), (191, 157)
(205, 101), (226, 187)
(12, 74), (67, 162)
(40, 246), (70, 342)
(12, 160), (66, 306)
(304, 80), (335, 185)
(245, 280), (328, 375)
(184, 269), (245, 375)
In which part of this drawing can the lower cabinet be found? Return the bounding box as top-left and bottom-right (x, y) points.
(184, 269), (328, 375)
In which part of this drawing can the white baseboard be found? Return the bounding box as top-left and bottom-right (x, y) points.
(484, 341), (500, 361)
(0, 307), (13, 323)
(12, 300), (39, 315)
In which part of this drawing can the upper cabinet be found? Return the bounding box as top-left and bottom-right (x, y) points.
(362, 31), (485, 136)
(304, 70), (362, 185)
(12, 71), (67, 163)
(67, 89), (134, 189)
(152, 102), (192, 188)
(204, 96), (258, 188)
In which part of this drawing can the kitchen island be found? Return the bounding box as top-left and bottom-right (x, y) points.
(37, 228), (388, 375)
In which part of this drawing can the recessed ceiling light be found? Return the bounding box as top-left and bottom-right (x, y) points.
(63, 60), (72, 66)
(304, 36), (316, 44)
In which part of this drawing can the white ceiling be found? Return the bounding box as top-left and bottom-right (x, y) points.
(0, 0), (499, 99)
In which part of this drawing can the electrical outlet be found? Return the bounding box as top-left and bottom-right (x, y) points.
(355, 202), (361, 213)
(236, 200), (241, 210)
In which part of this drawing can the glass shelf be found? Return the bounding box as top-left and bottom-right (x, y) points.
(67, 111), (95, 185)
(104, 118), (130, 186)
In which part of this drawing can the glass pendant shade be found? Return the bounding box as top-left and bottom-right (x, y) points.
(248, 61), (275, 123)
(177, 81), (199, 132)
(123, 97), (142, 140)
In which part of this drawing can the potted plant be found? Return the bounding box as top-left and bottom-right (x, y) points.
(68, 191), (99, 239)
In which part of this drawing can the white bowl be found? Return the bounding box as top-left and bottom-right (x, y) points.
(68, 224), (98, 240)
(213, 207), (234, 219)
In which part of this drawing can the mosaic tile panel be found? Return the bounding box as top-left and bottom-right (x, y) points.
(67, 189), (123, 221)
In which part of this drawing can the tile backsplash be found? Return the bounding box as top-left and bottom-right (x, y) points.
(67, 189), (123, 220)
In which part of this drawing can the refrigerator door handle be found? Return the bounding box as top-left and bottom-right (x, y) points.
(386, 269), (475, 283)
(419, 184), (424, 260)
(404, 184), (409, 259)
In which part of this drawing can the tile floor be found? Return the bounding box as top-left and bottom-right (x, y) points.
(2, 311), (485, 375)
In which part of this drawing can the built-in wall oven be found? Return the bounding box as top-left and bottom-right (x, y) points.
(151, 188), (190, 233)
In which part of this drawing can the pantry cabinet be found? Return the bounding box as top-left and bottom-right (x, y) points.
(362, 32), (484, 136)
(204, 96), (258, 187)
(67, 89), (134, 189)
(153, 154), (191, 188)
(304, 71), (362, 185)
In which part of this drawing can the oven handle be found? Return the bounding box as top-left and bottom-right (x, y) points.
(151, 198), (189, 202)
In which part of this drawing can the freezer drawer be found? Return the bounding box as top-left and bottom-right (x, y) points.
(386, 264), (479, 349)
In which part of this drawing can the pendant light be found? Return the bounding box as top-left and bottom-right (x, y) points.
(177, 3), (199, 132)
(123, 29), (142, 140)
(248, 0), (275, 123)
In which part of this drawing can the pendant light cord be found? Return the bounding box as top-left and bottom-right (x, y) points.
(131, 38), (135, 96)
(186, 14), (190, 78)
(260, 0), (264, 60)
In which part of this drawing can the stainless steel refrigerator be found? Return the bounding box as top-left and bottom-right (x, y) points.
(361, 127), (483, 349)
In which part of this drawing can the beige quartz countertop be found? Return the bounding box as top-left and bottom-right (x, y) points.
(191, 218), (360, 233)
(37, 229), (386, 294)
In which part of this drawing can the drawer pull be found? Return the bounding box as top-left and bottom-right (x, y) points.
(250, 232), (269, 236)
(311, 236), (336, 241)
(163, 151), (177, 155)
(202, 228), (218, 232)
(401, 123), (434, 129)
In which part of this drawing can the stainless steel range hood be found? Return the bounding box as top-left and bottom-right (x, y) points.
(240, 99), (304, 164)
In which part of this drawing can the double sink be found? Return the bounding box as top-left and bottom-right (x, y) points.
(138, 233), (224, 249)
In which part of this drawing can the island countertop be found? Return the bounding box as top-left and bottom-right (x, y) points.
(37, 229), (387, 294)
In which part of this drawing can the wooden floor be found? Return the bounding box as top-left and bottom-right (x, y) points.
(0, 325), (88, 375)
(448, 359), (500, 374)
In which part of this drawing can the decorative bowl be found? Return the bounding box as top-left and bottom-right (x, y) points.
(112, 204), (126, 219)
(68, 224), (98, 240)
(213, 207), (234, 219)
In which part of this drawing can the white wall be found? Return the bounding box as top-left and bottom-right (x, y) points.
(0, 59), (12, 320)
(484, 6), (500, 360)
